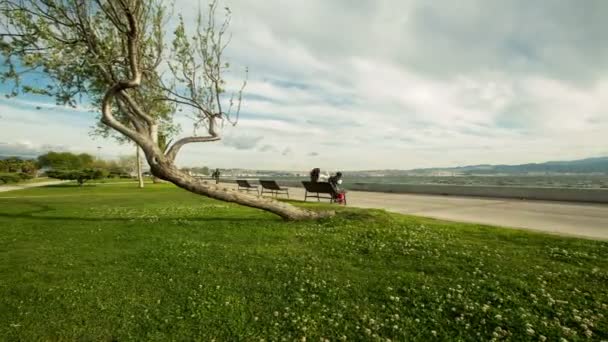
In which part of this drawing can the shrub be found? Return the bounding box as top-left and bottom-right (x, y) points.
(108, 171), (131, 179)
(0, 173), (21, 184)
(46, 169), (109, 186)
(17, 172), (33, 180)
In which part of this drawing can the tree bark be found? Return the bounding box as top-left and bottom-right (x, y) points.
(136, 146), (144, 188)
(149, 161), (333, 221)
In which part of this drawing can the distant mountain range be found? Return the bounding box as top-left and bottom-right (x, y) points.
(424, 156), (607, 174)
(399, 157), (608, 175)
(0, 155), (37, 161)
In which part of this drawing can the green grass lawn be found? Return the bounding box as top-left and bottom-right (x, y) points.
(0, 183), (606, 341)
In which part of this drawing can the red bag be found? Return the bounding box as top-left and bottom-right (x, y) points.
(336, 193), (345, 204)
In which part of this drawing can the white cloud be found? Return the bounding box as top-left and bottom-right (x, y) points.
(2, 0), (607, 170)
(0, 141), (68, 158)
(0, 100), (133, 159)
(222, 134), (263, 150)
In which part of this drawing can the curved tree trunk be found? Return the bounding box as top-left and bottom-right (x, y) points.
(91, 3), (331, 222)
(149, 161), (333, 221)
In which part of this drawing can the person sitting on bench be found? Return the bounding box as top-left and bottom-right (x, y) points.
(328, 172), (346, 204)
(310, 168), (320, 182)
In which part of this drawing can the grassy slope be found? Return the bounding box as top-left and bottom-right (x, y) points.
(0, 183), (606, 341)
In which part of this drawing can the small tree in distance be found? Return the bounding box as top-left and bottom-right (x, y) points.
(47, 169), (109, 186)
(117, 154), (139, 175)
(1, 0), (330, 220)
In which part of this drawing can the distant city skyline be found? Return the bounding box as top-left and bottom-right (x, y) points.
(2, 0), (607, 170)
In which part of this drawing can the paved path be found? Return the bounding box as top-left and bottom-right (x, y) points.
(0, 180), (68, 193)
(229, 184), (608, 240)
(343, 190), (608, 240)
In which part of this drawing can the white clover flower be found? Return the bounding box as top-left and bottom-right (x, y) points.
(274, 311), (279, 317)
(494, 314), (502, 320)
(431, 330), (437, 336)
(526, 328), (535, 335)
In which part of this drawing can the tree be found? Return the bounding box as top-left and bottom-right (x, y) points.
(189, 166), (210, 176)
(0, 157), (39, 175)
(20, 159), (38, 176)
(0, 173), (21, 184)
(116, 155), (137, 174)
(135, 147), (144, 187)
(38, 152), (94, 170)
(47, 169), (109, 186)
(116, 153), (143, 185)
(1, 0), (329, 220)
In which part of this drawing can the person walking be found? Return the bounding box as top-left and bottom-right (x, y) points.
(212, 168), (221, 184)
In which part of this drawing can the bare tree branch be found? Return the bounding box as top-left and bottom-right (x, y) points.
(165, 134), (220, 162)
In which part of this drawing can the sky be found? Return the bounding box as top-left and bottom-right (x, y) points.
(1, 0), (607, 170)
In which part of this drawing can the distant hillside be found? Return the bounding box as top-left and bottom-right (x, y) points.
(0, 155), (34, 160)
(409, 157), (608, 175)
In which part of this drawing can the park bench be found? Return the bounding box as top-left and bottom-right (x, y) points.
(259, 180), (289, 198)
(236, 179), (259, 195)
(302, 181), (347, 205)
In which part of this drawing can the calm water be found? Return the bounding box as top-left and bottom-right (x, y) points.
(257, 175), (608, 189)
